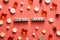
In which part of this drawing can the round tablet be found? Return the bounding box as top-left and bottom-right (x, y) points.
(8, 7), (12, 10)
(45, 0), (50, 4)
(12, 28), (17, 33)
(10, 8), (16, 14)
(6, 26), (10, 30)
(56, 31), (60, 36)
(3, 0), (9, 3)
(0, 32), (5, 38)
(50, 6), (53, 10)
(26, 37), (29, 40)
(27, 6), (31, 10)
(49, 18), (54, 23)
(35, 27), (39, 30)
(7, 18), (12, 24)
(0, 20), (3, 25)
(0, 5), (2, 10)
(32, 33), (35, 37)
(42, 30), (46, 34)
(20, 8), (23, 12)
(34, 7), (39, 12)
(20, 2), (24, 6)
(18, 36), (22, 40)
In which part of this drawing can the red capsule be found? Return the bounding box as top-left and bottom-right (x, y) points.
(48, 34), (52, 40)
(39, 0), (42, 4)
(53, 26), (57, 32)
(51, 3), (57, 10)
(29, 0), (33, 4)
(1, 13), (7, 20)
(21, 28), (28, 36)
(41, 10), (47, 17)
(8, 36), (14, 40)
(13, 1), (18, 8)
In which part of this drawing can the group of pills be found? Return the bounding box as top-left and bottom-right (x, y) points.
(0, 0), (60, 40)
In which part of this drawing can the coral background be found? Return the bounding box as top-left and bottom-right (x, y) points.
(0, 0), (60, 40)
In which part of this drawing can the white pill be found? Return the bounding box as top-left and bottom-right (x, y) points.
(6, 26), (10, 30)
(27, 6), (31, 10)
(42, 30), (46, 34)
(35, 27), (39, 30)
(0, 5), (2, 10)
(7, 18), (12, 24)
(0, 20), (3, 25)
(56, 31), (60, 36)
(3, 0), (9, 3)
(8, 7), (12, 10)
(45, 0), (51, 4)
(12, 28), (17, 33)
(49, 18), (54, 23)
(20, 2), (24, 6)
(20, 8), (23, 12)
(34, 7), (39, 12)
(26, 37), (29, 40)
(32, 33), (35, 36)
(10, 8), (16, 14)
(50, 6), (53, 10)
(0, 32), (5, 38)
(18, 36), (22, 40)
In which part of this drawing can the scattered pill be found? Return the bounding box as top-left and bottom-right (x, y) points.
(6, 26), (10, 30)
(3, 0), (9, 3)
(13, 1), (18, 8)
(8, 36), (14, 40)
(35, 27), (39, 30)
(45, 0), (50, 4)
(20, 2), (24, 6)
(29, 0), (33, 4)
(10, 8), (16, 14)
(32, 33), (35, 37)
(8, 7), (12, 10)
(21, 28), (28, 36)
(34, 7), (39, 12)
(18, 36), (22, 40)
(27, 6), (31, 10)
(0, 20), (3, 25)
(0, 32), (5, 38)
(53, 26), (57, 32)
(48, 34), (52, 40)
(50, 6), (53, 10)
(7, 18), (12, 24)
(26, 37), (29, 40)
(56, 31), (60, 36)
(12, 28), (17, 33)
(41, 10), (47, 17)
(51, 3), (57, 10)
(1, 13), (7, 20)
(49, 18), (54, 23)
(20, 8), (23, 12)
(42, 30), (46, 34)
(0, 5), (2, 10)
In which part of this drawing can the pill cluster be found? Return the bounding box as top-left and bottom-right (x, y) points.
(0, 0), (60, 40)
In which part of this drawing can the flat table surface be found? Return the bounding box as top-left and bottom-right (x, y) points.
(0, 0), (60, 40)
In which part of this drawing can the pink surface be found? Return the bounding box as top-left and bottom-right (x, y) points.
(0, 0), (60, 40)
